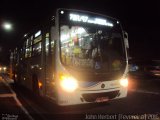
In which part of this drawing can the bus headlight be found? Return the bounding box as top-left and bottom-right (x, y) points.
(60, 74), (78, 92)
(120, 78), (128, 87)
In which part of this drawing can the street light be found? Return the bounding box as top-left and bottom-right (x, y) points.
(2, 22), (12, 31)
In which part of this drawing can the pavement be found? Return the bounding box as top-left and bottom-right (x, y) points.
(0, 73), (160, 120)
(0, 76), (33, 120)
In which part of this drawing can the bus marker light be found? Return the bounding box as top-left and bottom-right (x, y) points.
(38, 81), (43, 89)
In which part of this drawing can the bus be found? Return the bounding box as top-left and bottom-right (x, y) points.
(11, 8), (129, 106)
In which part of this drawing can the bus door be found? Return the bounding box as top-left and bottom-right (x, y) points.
(45, 27), (56, 99)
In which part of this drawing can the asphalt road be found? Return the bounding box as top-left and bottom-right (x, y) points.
(0, 73), (160, 120)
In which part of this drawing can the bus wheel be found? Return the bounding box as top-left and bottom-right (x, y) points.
(32, 74), (39, 95)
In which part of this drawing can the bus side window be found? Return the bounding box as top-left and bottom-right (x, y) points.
(45, 33), (49, 56)
(25, 37), (33, 58)
(51, 39), (54, 54)
(32, 34), (42, 56)
(25, 46), (32, 58)
(32, 42), (42, 56)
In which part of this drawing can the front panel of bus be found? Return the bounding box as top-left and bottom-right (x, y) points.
(55, 9), (128, 105)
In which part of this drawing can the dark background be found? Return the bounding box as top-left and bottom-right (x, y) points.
(0, 0), (160, 65)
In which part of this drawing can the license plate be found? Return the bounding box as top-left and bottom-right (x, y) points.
(95, 97), (109, 102)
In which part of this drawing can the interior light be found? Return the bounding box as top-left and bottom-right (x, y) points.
(66, 49), (69, 53)
(61, 34), (70, 42)
(77, 27), (86, 34)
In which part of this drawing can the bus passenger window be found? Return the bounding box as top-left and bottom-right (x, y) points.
(26, 37), (32, 48)
(45, 33), (49, 56)
(32, 42), (42, 56)
(25, 47), (32, 58)
(51, 40), (54, 54)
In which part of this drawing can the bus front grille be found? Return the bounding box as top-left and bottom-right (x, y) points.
(82, 90), (120, 102)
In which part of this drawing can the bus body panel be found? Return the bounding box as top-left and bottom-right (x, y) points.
(57, 80), (127, 105)
(10, 8), (129, 106)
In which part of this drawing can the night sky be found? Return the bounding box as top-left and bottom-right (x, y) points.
(0, 0), (160, 65)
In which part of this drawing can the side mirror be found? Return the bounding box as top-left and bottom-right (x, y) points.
(123, 31), (131, 60)
(123, 31), (129, 49)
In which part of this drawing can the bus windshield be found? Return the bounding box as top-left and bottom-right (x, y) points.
(60, 25), (125, 73)
(59, 10), (126, 73)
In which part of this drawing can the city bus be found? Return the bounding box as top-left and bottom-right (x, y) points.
(11, 8), (129, 106)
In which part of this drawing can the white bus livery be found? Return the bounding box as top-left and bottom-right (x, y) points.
(11, 8), (129, 105)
